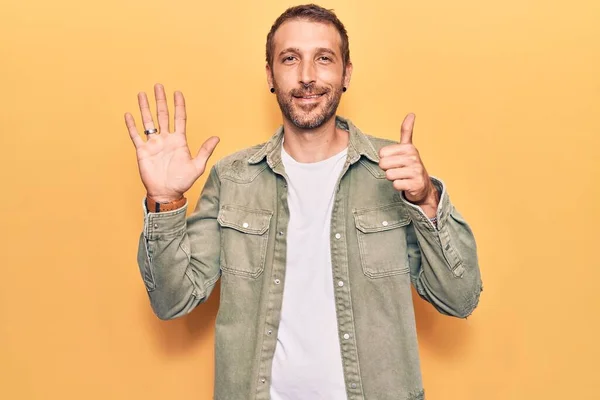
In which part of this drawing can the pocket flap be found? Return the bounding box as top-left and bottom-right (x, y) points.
(353, 203), (410, 233)
(218, 205), (272, 235)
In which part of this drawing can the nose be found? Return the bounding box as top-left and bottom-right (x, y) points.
(299, 60), (316, 86)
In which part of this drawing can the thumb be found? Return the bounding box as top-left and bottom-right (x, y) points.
(400, 113), (415, 144)
(193, 136), (220, 175)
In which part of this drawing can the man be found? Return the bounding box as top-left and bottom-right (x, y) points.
(125, 4), (482, 400)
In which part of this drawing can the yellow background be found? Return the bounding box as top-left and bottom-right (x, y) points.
(1, 0), (599, 398)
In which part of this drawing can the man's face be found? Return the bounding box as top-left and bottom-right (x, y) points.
(268, 19), (352, 130)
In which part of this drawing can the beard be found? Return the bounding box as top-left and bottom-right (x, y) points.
(274, 80), (344, 130)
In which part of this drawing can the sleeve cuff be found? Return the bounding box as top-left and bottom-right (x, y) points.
(142, 198), (189, 240)
(400, 176), (452, 231)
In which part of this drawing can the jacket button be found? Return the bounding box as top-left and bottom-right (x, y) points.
(335, 233), (341, 239)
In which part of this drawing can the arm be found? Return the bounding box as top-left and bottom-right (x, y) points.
(137, 166), (222, 320)
(403, 177), (483, 318)
(377, 113), (482, 318)
(124, 83), (221, 320)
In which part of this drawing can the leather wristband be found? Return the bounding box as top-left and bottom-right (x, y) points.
(145, 196), (186, 213)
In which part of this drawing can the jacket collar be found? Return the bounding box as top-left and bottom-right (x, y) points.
(247, 115), (380, 167)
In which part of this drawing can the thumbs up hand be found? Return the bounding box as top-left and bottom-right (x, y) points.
(378, 113), (438, 208)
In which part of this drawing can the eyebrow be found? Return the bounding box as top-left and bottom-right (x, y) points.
(278, 47), (338, 58)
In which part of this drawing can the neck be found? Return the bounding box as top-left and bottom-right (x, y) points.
(282, 115), (349, 163)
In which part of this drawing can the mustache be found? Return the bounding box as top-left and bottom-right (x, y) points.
(290, 85), (329, 97)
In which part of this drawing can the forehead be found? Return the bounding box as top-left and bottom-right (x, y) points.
(272, 19), (342, 54)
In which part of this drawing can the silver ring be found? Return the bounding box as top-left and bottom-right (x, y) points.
(144, 128), (158, 135)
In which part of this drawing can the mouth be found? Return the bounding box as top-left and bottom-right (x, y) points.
(293, 92), (326, 102)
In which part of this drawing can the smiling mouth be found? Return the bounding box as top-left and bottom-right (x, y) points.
(294, 93), (325, 99)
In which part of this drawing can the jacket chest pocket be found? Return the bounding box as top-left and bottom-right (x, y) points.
(217, 204), (272, 278)
(353, 203), (411, 278)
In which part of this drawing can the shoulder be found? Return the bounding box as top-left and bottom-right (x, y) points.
(363, 134), (398, 153)
(217, 143), (265, 166)
(214, 143), (269, 183)
(339, 116), (398, 156)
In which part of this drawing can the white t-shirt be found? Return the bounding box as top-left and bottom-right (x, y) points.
(270, 143), (349, 400)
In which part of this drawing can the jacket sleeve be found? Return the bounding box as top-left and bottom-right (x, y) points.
(403, 176), (483, 318)
(136, 165), (222, 320)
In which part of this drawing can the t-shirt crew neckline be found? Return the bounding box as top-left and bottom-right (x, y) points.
(281, 140), (348, 170)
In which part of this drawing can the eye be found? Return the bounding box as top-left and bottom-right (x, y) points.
(318, 56), (332, 62)
(283, 55), (297, 63)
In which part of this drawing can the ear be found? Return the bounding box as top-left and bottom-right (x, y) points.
(343, 61), (353, 90)
(266, 63), (274, 91)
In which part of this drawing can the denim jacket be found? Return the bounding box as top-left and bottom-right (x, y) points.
(137, 115), (483, 400)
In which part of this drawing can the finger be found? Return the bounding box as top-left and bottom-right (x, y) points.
(379, 154), (417, 170)
(193, 136), (220, 174)
(154, 83), (170, 133)
(138, 91), (157, 133)
(400, 113), (415, 144)
(385, 167), (414, 181)
(174, 91), (187, 135)
(378, 143), (414, 159)
(392, 179), (411, 192)
(124, 112), (144, 148)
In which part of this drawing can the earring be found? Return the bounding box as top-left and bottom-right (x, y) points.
(270, 87), (275, 93)
(342, 87), (347, 92)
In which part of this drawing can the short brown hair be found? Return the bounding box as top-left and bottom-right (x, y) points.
(265, 4), (350, 69)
